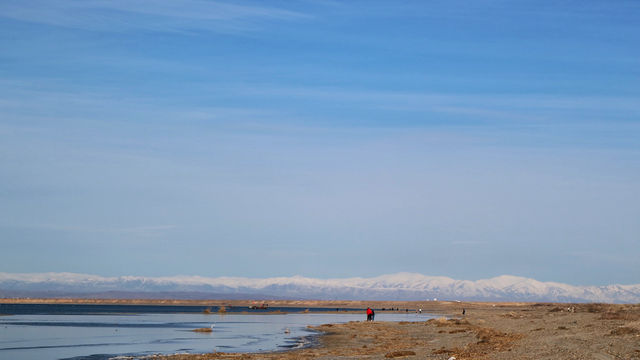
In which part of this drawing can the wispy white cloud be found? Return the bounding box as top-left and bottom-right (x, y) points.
(0, 0), (308, 33)
(235, 84), (640, 123)
(3, 78), (640, 135)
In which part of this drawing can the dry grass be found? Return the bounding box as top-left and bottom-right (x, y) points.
(427, 316), (454, 327)
(580, 303), (606, 313)
(609, 327), (639, 336)
(502, 311), (523, 318)
(427, 322), (523, 360)
(451, 327), (523, 360)
(384, 350), (416, 358)
(475, 327), (505, 343)
(435, 316), (449, 325)
(432, 348), (455, 355)
(192, 328), (213, 333)
(600, 309), (639, 321)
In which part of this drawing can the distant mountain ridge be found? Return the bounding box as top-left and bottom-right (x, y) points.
(1, 272), (639, 303)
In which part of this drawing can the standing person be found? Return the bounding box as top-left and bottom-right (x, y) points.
(366, 307), (373, 321)
(371, 308), (375, 321)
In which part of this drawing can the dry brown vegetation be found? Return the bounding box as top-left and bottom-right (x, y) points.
(191, 328), (213, 333)
(385, 350), (416, 358)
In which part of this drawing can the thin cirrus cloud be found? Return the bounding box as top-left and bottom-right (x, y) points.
(232, 84), (640, 112)
(0, 0), (309, 33)
(231, 85), (640, 128)
(3, 79), (640, 148)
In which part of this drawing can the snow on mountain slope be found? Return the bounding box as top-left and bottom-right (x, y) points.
(0, 272), (638, 303)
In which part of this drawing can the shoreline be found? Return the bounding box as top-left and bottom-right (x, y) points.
(0, 298), (457, 316)
(0, 297), (451, 309)
(153, 302), (639, 360)
(3, 299), (638, 359)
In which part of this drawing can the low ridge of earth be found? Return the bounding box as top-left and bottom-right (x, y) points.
(154, 302), (640, 360)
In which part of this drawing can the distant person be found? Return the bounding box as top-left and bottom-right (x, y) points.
(366, 307), (373, 321)
(371, 308), (375, 321)
(462, 308), (466, 315)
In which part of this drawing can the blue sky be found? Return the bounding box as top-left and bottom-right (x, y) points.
(1, 0), (639, 286)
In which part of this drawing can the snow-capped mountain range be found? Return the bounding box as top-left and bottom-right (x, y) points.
(1, 272), (638, 303)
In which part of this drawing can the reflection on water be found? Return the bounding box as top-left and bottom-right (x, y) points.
(0, 311), (433, 360)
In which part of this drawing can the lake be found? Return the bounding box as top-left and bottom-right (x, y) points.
(0, 304), (434, 359)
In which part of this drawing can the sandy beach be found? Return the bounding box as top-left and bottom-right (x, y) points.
(147, 301), (639, 360)
(2, 299), (638, 359)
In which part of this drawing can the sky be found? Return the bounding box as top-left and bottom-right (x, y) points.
(0, 0), (639, 286)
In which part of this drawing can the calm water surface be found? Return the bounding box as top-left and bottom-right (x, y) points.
(0, 305), (434, 360)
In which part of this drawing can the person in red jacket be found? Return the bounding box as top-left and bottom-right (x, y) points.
(366, 307), (373, 321)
